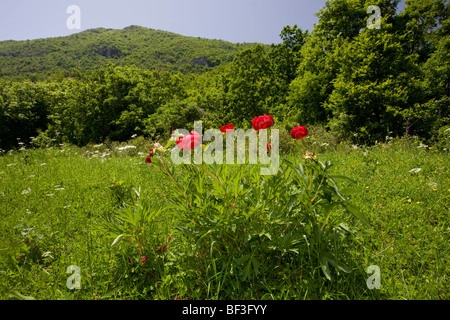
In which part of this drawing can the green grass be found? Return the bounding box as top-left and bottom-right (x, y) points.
(0, 136), (448, 300)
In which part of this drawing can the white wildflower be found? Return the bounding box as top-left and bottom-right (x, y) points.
(428, 182), (438, 188)
(409, 168), (422, 173)
(153, 141), (166, 153)
(116, 146), (137, 151)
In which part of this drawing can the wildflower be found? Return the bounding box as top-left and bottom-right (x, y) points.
(176, 131), (202, 150)
(153, 141), (166, 153)
(291, 126), (308, 139)
(117, 146), (137, 151)
(145, 149), (154, 163)
(409, 168), (421, 173)
(157, 244), (167, 253)
(407, 199), (412, 203)
(141, 256), (147, 263)
(220, 123), (234, 133)
(302, 151), (316, 160)
(252, 115), (274, 131)
(428, 182), (438, 188)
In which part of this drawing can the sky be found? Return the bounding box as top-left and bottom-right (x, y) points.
(0, 0), (329, 44)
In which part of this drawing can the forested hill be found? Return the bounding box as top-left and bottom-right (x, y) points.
(0, 25), (259, 80)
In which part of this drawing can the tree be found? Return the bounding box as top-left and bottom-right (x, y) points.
(324, 26), (426, 142)
(221, 45), (280, 127)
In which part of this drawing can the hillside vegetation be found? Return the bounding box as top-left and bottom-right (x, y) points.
(1, 1), (449, 151)
(0, 25), (258, 80)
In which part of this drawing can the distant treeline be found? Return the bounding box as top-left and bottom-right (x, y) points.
(1, 0), (449, 150)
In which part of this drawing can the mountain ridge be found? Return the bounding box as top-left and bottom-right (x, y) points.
(0, 25), (262, 80)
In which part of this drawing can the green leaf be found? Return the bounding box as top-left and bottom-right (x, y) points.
(343, 202), (371, 228)
(323, 251), (351, 274)
(328, 175), (357, 184)
(319, 256), (332, 281)
(8, 291), (35, 300)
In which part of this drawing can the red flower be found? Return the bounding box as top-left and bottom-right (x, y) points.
(176, 131), (202, 150)
(157, 244), (167, 253)
(220, 123), (234, 133)
(145, 148), (154, 163)
(252, 115), (275, 131)
(141, 256), (147, 263)
(291, 126), (308, 139)
(168, 237), (171, 242)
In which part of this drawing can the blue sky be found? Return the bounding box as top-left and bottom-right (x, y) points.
(0, 0), (329, 44)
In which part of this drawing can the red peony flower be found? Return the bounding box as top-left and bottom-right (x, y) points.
(157, 244), (168, 253)
(145, 148), (154, 163)
(176, 131), (202, 150)
(220, 123), (234, 133)
(291, 126), (308, 139)
(252, 115), (275, 131)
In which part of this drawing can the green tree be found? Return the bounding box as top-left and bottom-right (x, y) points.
(222, 44), (280, 127)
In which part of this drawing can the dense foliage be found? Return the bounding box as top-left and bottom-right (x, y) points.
(0, 25), (258, 80)
(0, 0), (449, 151)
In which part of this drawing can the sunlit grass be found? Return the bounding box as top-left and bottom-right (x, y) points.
(0, 136), (448, 300)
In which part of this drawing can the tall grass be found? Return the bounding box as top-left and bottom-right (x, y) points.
(0, 136), (448, 300)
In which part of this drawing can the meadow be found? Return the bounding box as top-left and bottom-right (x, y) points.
(0, 131), (448, 300)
